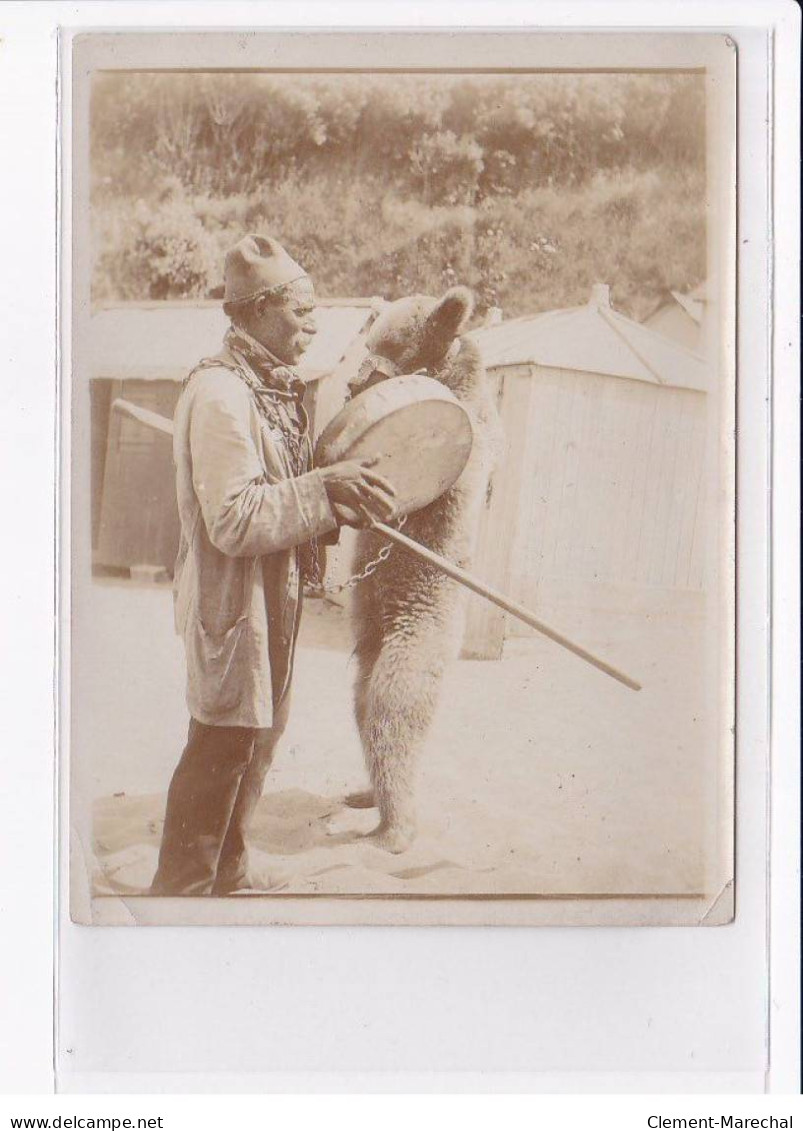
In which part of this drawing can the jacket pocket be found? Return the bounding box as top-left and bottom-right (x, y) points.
(196, 553), (258, 638)
(185, 615), (250, 721)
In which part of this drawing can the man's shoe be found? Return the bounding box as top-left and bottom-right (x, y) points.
(212, 864), (292, 896)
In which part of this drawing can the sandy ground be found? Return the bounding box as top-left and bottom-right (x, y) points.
(77, 579), (715, 899)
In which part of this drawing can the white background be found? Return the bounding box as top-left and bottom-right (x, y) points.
(0, 0), (799, 1103)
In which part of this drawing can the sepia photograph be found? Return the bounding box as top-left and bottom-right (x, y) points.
(67, 32), (736, 926)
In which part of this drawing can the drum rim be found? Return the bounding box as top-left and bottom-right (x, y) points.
(314, 375), (474, 513)
(315, 372), (467, 456)
(315, 396), (473, 463)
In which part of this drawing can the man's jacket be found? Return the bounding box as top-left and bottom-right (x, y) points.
(172, 347), (338, 728)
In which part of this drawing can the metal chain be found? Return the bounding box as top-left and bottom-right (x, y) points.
(307, 514), (408, 597)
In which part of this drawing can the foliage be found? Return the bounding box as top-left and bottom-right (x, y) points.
(409, 131), (485, 205)
(91, 72), (707, 319)
(95, 188), (219, 301)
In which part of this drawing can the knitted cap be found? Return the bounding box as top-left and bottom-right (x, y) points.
(223, 234), (307, 305)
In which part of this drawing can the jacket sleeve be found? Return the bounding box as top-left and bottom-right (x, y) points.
(189, 372), (338, 558)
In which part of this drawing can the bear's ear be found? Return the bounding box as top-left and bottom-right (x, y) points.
(425, 286), (475, 346)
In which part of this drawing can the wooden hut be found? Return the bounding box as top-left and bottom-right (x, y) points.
(642, 282), (708, 352)
(90, 299), (380, 575)
(462, 284), (711, 659)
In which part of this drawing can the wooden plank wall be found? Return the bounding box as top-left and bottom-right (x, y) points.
(508, 366), (707, 630)
(90, 379), (116, 550)
(95, 379), (182, 572)
(461, 366), (533, 659)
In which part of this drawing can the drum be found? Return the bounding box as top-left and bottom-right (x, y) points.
(314, 374), (473, 516)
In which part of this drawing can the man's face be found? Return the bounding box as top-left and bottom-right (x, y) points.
(249, 278), (318, 367)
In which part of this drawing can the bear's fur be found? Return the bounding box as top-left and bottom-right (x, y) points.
(345, 286), (501, 852)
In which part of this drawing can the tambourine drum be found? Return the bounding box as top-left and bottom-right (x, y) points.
(314, 374), (473, 516)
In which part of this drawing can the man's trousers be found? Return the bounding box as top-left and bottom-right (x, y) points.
(150, 694), (291, 896)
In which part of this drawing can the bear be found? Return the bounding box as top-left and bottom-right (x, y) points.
(342, 285), (501, 853)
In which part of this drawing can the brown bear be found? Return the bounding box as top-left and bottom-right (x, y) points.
(343, 286), (501, 852)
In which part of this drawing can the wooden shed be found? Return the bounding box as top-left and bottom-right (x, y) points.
(89, 299), (380, 575)
(642, 282), (708, 352)
(462, 284), (711, 660)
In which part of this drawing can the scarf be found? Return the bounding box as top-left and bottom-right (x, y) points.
(223, 324), (313, 478)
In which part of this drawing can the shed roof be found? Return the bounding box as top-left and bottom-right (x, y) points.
(470, 284), (710, 392)
(643, 281), (708, 328)
(667, 288), (705, 326)
(89, 299), (379, 383)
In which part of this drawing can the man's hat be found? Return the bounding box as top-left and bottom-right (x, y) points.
(223, 234), (307, 305)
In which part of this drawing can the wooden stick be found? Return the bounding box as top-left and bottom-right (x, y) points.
(112, 398), (174, 437)
(372, 521), (642, 692)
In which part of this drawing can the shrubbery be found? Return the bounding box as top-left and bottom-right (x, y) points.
(91, 72), (706, 319)
(95, 191), (220, 301)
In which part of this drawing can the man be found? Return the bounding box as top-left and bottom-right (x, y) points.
(150, 234), (396, 896)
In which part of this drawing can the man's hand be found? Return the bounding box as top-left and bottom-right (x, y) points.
(320, 457), (397, 527)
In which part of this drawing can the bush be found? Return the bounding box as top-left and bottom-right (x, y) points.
(92, 163), (705, 323)
(93, 194), (220, 301)
(409, 131), (485, 205)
